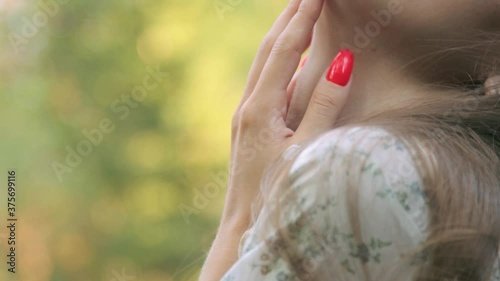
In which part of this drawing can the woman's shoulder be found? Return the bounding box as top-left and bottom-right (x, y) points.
(287, 124), (430, 241)
(231, 125), (432, 280)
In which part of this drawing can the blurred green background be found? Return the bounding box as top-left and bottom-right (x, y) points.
(0, 0), (286, 280)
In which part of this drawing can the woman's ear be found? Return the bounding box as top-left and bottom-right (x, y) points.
(484, 75), (500, 96)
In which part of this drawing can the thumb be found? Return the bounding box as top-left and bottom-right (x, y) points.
(294, 49), (354, 140)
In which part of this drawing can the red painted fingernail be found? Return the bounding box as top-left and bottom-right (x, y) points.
(300, 54), (308, 68)
(326, 49), (354, 86)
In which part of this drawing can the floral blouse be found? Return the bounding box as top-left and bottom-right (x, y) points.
(220, 126), (500, 281)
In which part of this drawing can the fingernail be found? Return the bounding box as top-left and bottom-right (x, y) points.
(300, 55), (308, 68)
(326, 49), (354, 86)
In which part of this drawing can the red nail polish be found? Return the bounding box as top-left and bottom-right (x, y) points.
(326, 49), (354, 86)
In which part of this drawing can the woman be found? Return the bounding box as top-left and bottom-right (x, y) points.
(201, 0), (500, 280)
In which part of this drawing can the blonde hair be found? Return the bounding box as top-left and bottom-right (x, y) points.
(254, 39), (500, 280)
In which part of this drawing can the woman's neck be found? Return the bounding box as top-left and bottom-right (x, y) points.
(300, 4), (449, 125)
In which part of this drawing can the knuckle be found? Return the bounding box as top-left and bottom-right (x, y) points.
(238, 104), (259, 129)
(271, 36), (297, 56)
(310, 93), (340, 116)
(259, 35), (276, 54)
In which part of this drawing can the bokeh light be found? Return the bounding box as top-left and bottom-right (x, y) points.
(0, 0), (286, 280)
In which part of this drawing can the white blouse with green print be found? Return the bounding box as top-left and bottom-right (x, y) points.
(220, 126), (500, 281)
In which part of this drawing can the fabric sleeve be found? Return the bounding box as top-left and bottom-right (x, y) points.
(221, 126), (430, 281)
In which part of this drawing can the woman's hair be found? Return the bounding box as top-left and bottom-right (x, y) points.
(253, 33), (500, 280)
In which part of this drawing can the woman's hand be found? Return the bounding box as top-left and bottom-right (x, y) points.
(200, 0), (354, 279)
(225, 0), (353, 229)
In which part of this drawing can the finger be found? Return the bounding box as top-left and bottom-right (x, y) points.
(294, 50), (354, 140)
(286, 55), (308, 108)
(240, 0), (303, 107)
(285, 51), (331, 131)
(251, 0), (323, 108)
(287, 75), (298, 109)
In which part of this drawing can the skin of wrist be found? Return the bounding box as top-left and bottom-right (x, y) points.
(221, 177), (259, 222)
(219, 199), (252, 234)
